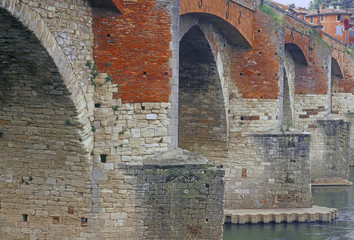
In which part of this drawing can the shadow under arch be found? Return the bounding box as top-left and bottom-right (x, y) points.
(180, 13), (251, 49)
(178, 25), (228, 162)
(331, 57), (343, 78)
(0, 0), (92, 145)
(282, 43), (309, 127)
(285, 43), (308, 66)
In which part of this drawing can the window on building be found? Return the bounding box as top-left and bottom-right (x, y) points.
(337, 15), (341, 21)
(336, 25), (342, 35)
(310, 16), (313, 23)
(321, 15), (324, 21)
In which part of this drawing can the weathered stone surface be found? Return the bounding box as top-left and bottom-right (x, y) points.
(1, 0), (353, 239)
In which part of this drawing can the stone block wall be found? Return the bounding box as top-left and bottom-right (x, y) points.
(251, 130), (312, 208)
(311, 116), (350, 184)
(90, 74), (171, 164)
(91, 149), (225, 239)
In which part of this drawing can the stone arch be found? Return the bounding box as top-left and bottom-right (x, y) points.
(281, 43), (308, 127)
(178, 13), (252, 162)
(0, 0), (92, 145)
(178, 24), (229, 162)
(0, 3), (93, 238)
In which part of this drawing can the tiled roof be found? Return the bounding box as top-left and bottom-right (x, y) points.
(305, 8), (352, 17)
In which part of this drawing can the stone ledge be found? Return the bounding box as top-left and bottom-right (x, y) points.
(224, 205), (338, 224)
(311, 181), (353, 186)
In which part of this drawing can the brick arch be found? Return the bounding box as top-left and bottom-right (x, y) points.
(285, 43), (308, 66)
(284, 29), (310, 65)
(180, 0), (255, 47)
(0, 0), (92, 147)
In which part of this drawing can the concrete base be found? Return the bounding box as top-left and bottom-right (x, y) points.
(224, 205), (338, 224)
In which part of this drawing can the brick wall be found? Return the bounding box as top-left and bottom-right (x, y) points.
(92, 0), (172, 103)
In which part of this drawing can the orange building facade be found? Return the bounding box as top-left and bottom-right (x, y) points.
(304, 8), (351, 45)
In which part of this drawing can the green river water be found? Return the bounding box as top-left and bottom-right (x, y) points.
(223, 168), (354, 240)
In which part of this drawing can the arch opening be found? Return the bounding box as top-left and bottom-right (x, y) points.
(331, 57), (343, 78)
(178, 26), (228, 161)
(285, 43), (308, 66)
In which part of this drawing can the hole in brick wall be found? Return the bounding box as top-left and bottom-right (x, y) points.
(22, 214), (28, 222)
(300, 77), (303, 79)
(258, 29), (261, 32)
(52, 217), (59, 224)
(299, 92), (302, 94)
(107, 34), (110, 37)
(141, 106), (145, 110)
(242, 168), (247, 178)
(205, 218), (209, 223)
(275, 52), (277, 55)
(68, 206), (74, 214)
(239, 73), (243, 76)
(205, 183), (210, 189)
(275, 73), (277, 76)
(0, 131), (3, 138)
(258, 73), (261, 76)
(100, 154), (107, 163)
(240, 116), (244, 120)
(259, 51), (262, 55)
(143, 72), (146, 76)
(95, 103), (101, 108)
(313, 43), (316, 46)
(260, 96), (263, 99)
(312, 62), (315, 64)
(81, 217), (88, 227)
(165, 72), (168, 76)
(312, 77), (315, 80)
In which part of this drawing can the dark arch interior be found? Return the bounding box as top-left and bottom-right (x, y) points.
(178, 26), (227, 161)
(331, 57), (343, 78)
(285, 43), (308, 66)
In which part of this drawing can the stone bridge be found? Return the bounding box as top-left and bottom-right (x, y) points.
(0, 0), (353, 239)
